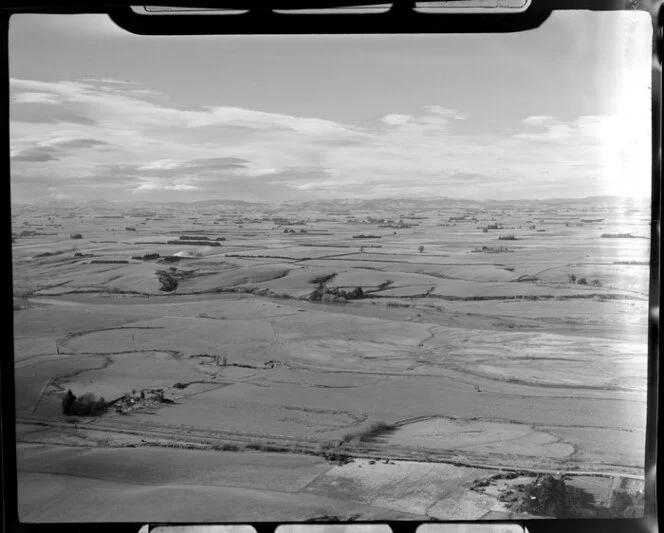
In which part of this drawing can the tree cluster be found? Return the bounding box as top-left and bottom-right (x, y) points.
(515, 474), (643, 518)
(310, 284), (364, 302)
(61, 390), (106, 416)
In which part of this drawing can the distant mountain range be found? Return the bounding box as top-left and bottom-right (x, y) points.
(12, 195), (650, 212)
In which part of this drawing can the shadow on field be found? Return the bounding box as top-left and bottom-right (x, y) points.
(318, 421), (397, 464)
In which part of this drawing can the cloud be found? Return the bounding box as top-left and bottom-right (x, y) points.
(507, 113), (650, 197)
(81, 78), (134, 85)
(11, 136), (109, 164)
(425, 106), (467, 120)
(138, 157), (248, 173)
(47, 187), (72, 201)
(381, 107), (464, 130)
(12, 104), (98, 126)
(448, 172), (493, 183)
(44, 137), (109, 150)
(9, 76), (651, 202)
(11, 146), (59, 162)
(133, 179), (199, 193)
(12, 92), (60, 104)
(138, 160), (182, 171)
(521, 115), (554, 126)
(381, 114), (413, 126)
(190, 107), (361, 138)
(514, 122), (574, 141)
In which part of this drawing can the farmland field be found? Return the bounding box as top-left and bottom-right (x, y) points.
(13, 196), (649, 521)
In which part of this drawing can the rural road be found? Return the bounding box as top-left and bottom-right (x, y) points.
(16, 413), (644, 481)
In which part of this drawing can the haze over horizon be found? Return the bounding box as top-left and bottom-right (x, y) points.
(11, 193), (651, 208)
(9, 11), (652, 204)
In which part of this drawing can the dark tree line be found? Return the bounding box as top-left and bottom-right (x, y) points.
(61, 390), (107, 416)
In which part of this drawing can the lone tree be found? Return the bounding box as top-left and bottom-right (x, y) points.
(568, 274), (577, 284)
(348, 287), (364, 299)
(418, 245), (425, 253)
(61, 389), (76, 415)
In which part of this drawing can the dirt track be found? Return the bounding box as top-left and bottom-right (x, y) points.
(16, 414), (644, 480)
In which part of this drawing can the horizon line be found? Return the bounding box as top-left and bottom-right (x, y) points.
(11, 193), (652, 207)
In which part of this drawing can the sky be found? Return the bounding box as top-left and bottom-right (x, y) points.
(8, 10), (653, 204)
